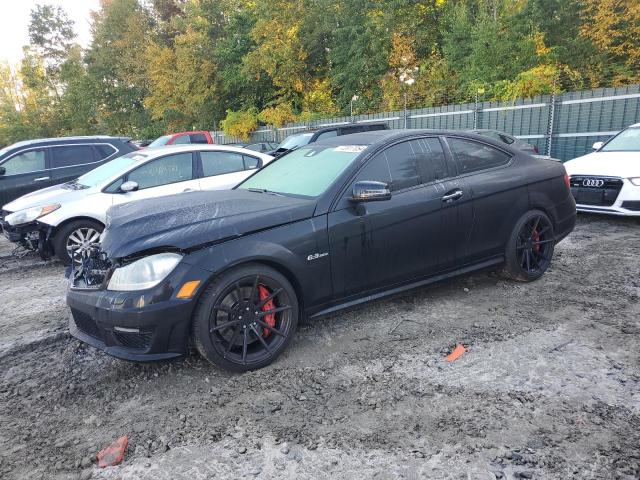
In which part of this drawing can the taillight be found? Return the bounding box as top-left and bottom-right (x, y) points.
(563, 174), (570, 189)
(534, 145), (539, 154)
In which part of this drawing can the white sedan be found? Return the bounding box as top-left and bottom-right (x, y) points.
(1, 144), (273, 264)
(564, 123), (640, 216)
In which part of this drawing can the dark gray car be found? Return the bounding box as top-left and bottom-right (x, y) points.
(0, 136), (137, 206)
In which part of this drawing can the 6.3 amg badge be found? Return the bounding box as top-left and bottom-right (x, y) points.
(307, 252), (329, 261)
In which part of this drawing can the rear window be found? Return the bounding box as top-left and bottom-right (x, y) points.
(190, 133), (209, 144)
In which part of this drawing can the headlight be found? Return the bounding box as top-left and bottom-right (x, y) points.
(5, 204), (60, 226)
(629, 177), (640, 186)
(107, 253), (182, 291)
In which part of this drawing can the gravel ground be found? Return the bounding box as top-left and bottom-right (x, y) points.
(0, 214), (639, 480)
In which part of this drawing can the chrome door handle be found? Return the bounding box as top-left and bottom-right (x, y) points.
(442, 190), (463, 202)
(33, 177), (50, 182)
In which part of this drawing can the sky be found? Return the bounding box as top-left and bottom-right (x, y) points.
(0, 0), (100, 64)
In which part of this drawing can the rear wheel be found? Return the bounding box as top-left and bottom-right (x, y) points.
(192, 264), (298, 372)
(502, 210), (555, 282)
(52, 219), (104, 266)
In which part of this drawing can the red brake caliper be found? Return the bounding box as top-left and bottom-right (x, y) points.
(532, 229), (541, 252)
(258, 285), (276, 337)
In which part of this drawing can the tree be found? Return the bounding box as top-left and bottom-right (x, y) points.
(242, 0), (309, 106)
(580, 0), (640, 84)
(85, 0), (154, 134)
(220, 108), (258, 141)
(28, 5), (76, 82)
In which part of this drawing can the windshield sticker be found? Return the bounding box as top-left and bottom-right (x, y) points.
(334, 145), (367, 153)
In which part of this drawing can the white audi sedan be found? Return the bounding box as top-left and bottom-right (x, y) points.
(564, 123), (640, 216)
(1, 144), (273, 264)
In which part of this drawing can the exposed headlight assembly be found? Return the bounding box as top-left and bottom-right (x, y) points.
(629, 177), (640, 186)
(5, 204), (60, 226)
(107, 253), (182, 291)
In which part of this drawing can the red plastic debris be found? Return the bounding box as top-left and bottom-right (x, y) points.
(97, 436), (128, 468)
(258, 285), (276, 337)
(446, 344), (467, 362)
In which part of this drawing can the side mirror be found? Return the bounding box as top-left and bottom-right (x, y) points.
(350, 181), (391, 202)
(120, 180), (139, 193)
(0, 166), (5, 176)
(592, 141), (604, 150)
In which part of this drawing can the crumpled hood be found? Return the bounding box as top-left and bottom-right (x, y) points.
(3, 183), (92, 212)
(101, 189), (316, 259)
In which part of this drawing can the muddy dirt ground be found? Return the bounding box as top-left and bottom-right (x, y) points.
(0, 214), (639, 480)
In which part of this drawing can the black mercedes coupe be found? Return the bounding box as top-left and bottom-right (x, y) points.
(67, 130), (576, 371)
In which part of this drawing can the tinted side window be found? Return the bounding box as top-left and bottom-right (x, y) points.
(172, 135), (191, 145)
(51, 145), (95, 168)
(447, 138), (511, 174)
(95, 144), (117, 160)
(415, 138), (449, 181)
(243, 155), (260, 170)
(200, 151), (245, 177)
(316, 130), (338, 141)
(383, 141), (421, 191)
(127, 153), (193, 189)
(2, 149), (46, 175)
(190, 133), (209, 144)
(366, 124), (387, 131)
(353, 152), (392, 186)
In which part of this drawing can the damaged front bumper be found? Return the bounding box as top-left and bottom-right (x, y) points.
(0, 213), (53, 256)
(66, 253), (210, 361)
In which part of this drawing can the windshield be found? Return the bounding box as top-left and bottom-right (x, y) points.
(276, 133), (313, 150)
(77, 153), (147, 188)
(238, 145), (364, 198)
(147, 135), (172, 148)
(601, 127), (640, 152)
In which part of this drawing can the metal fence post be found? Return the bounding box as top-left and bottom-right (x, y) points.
(473, 92), (479, 129)
(546, 90), (557, 157)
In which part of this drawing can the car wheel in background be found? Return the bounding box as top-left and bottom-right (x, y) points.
(52, 219), (104, 266)
(192, 263), (299, 372)
(502, 210), (555, 282)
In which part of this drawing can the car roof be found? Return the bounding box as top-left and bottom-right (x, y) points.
(143, 143), (273, 158)
(313, 128), (516, 151)
(629, 123), (640, 128)
(4, 136), (130, 149)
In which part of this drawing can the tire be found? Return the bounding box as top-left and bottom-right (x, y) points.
(52, 219), (104, 266)
(502, 210), (555, 282)
(192, 263), (299, 372)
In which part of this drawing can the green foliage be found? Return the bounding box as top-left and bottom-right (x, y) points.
(220, 108), (258, 141)
(0, 0), (637, 146)
(258, 103), (296, 128)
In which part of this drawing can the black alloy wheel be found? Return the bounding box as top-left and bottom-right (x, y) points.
(192, 264), (298, 372)
(503, 210), (555, 282)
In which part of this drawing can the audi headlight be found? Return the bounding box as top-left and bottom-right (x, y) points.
(629, 177), (640, 186)
(5, 204), (60, 226)
(107, 253), (182, 291)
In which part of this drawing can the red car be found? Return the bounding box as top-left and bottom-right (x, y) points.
(146, 131), (214, 148)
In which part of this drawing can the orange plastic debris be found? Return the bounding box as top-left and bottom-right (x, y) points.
(446, 344), (467, 362)
(97, 435), (128, 468)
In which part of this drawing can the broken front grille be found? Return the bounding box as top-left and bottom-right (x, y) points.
(70, 247), (112, 289)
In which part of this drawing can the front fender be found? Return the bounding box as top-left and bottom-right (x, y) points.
(182, 217), (332, 313)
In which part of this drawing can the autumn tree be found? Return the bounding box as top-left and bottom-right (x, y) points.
(580, 0), (640, 84)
